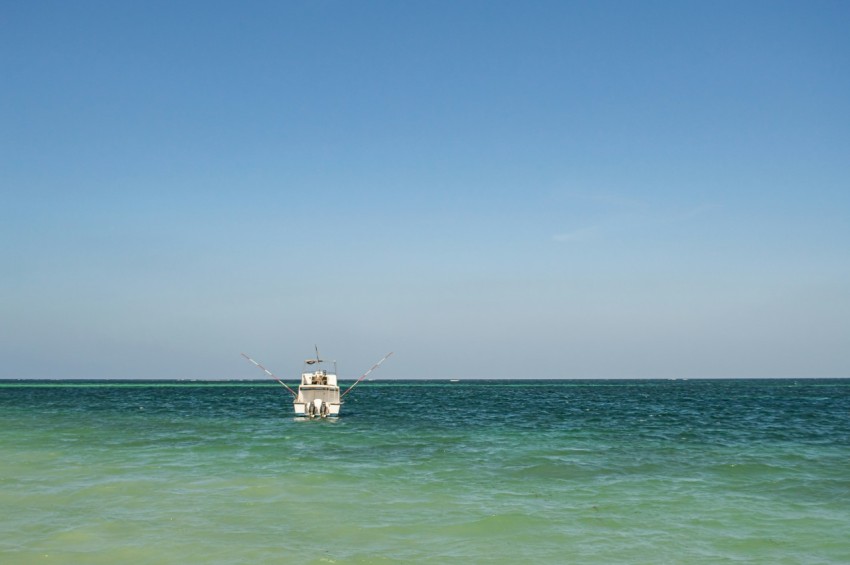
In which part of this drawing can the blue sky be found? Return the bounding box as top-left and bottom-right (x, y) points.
(2, 1), (848, 379)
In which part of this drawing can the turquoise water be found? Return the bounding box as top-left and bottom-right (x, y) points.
(1, 379), (848, 564)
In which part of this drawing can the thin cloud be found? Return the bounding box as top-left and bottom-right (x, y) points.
(673, 202), (721, 222)
(552, 227), (599, 243)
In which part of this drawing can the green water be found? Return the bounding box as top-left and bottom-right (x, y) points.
(1, 380), (848, 564)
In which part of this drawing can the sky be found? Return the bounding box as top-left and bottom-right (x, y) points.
(2, 0), (849, 379)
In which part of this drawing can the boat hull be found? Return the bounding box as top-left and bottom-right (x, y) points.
(293, 402), (341, 417)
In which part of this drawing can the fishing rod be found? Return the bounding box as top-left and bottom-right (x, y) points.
(240, 353), (298, 397)
(340, 352), (393, 399)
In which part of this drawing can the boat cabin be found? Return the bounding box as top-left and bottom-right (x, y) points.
(302, 370), (337, 386)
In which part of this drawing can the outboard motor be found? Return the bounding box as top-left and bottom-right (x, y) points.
(311, 398), (324, 418)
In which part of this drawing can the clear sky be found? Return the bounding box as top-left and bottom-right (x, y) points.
(2, 1), (848, 379)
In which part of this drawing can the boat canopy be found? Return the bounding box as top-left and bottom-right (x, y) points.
(301, 371), (337, 386)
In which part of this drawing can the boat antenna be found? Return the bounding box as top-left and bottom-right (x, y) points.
(240, 353), (298, 397)
(340, 352), (393, 399)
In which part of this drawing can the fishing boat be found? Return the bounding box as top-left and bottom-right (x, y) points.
(293, 353), (341, 417)
(241, 348), (392, 418)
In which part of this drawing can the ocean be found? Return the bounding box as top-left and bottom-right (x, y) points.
(1, 379), (848, 564)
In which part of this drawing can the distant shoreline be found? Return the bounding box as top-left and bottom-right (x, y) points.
(1, 377), (847, 386)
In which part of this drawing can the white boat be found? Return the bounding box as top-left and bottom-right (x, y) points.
(241, 348), (392, 418)
(293, 355), (341, 417)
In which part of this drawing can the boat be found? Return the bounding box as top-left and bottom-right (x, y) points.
(294, 353), (341, 417)
(241, 348), (392, 418)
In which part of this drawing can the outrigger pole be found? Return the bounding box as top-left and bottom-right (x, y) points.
(240, 353), (298, 397)
(340, 352), (394, 399)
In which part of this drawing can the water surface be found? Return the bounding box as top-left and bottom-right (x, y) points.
(1, 379), (848, 563)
